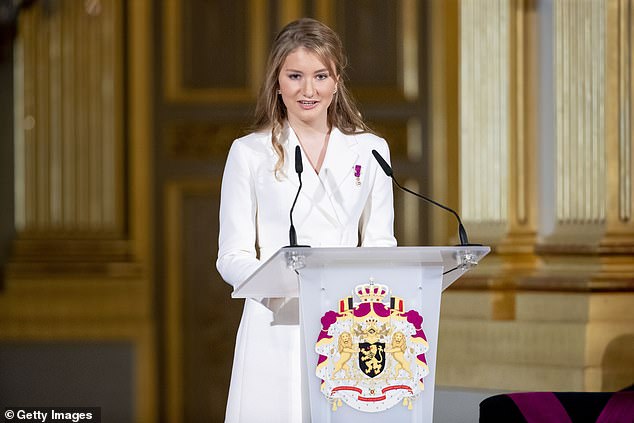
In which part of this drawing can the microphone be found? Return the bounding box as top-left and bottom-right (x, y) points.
(371, 149), (478, 246)
(286, 146), (310, 248)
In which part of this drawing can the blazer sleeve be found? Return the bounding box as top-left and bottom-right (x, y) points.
(359, 139), (398, 247)
(216, 140), (261, 287)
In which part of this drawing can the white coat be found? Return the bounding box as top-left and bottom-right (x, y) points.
(216, 124), (397, 422)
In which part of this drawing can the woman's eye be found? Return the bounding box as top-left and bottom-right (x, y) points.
(288, 73), (301, 80)
(316, 73), (329, 80)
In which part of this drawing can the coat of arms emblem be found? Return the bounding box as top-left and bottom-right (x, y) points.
(315, 279), (430, 412)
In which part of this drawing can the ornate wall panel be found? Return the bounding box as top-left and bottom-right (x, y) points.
(164, 121), (246, 160)
(165, 181), (243, 423)
(163, 0), (268, 102)
(316, 0), (419, 103)
(14, 0), (124, 235)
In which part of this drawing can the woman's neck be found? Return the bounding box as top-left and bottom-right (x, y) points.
(289, 120), (331, 173)
(288, 117), (330, 140)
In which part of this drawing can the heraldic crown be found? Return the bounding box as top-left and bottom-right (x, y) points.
(355, 280), (389, 303)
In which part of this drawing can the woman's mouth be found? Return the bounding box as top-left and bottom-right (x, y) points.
(298, 100), (318, 109)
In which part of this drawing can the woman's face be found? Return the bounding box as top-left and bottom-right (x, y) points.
(278, 47), (338, 129)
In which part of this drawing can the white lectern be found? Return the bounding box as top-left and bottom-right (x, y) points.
(232, 246), (490, 423)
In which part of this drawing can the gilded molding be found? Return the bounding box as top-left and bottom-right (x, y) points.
(163, 0), (267, 103)
(165, 121), (245, 160)
(402, 0), (419, 101)
(618, 0), (632, 222)
(600, 0), (634, 249)
(164, 180), (220, 423)
(429, 0), (460, 245)
(512, 0), (527, 225)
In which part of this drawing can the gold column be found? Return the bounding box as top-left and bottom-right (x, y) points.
(459, 0), (538, 265)
(542, 0), (607, 245)
(460, 0), (510, 241)
(438, 0), (634, 392)
(603, 0), (634, 251)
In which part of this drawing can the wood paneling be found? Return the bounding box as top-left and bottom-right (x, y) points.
(163, 0), (268, 102)
(165, 181), (243, 423)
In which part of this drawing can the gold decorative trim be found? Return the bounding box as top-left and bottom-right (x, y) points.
(401, 0), (419, 101)
(429, 0), (459, 245)
(128, 0), (157, 420)
(165, 120), (245, 160)
(164, 180), (219, 423)
(618, 0), (632, 222)
(163, 0), (267, 103)
(512, 0), (527, 225)
(601, 0), (634, 248)
(492, 0), (539, 253)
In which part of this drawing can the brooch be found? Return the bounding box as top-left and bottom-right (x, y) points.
(354, 165), (362, 186)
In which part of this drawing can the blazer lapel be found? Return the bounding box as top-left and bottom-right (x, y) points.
(320, 128), (359, 194)
(316, 129), (360, 225)
(282, 126), (340, 227)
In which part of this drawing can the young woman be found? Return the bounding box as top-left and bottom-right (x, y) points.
(216, 17), (397, 422)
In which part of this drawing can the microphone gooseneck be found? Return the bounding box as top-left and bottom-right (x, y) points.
(288, 146), (303, 246)
(371, 149), (476, 246)
(286, 145), (310, 248)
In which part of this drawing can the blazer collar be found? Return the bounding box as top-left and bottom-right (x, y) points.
(320, 127), (359, 192)
(281, 124), (360, 226)
(282, 124), (359, 187)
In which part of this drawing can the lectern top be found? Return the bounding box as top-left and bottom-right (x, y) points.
(232, 246), (490, 299)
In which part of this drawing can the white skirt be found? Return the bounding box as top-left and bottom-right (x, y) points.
(224, 299), (302, 423)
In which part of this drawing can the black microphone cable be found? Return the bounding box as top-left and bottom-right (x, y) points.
(371, 149), (478, 247)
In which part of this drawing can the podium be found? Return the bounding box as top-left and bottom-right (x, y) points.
(232, 246), (490, 423)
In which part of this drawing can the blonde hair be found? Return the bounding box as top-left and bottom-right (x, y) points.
(251, 18), (370, 176)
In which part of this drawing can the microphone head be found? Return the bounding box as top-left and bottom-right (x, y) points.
(371, 149), (393, 177)
(295, 145), (303, 174)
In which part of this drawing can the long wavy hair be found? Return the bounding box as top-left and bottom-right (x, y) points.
(251, 18), (370, 176)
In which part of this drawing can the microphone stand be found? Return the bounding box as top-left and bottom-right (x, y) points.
(285, 145), (310, 248)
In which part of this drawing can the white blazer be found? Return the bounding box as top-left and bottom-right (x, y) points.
(216, 124), (397, 423)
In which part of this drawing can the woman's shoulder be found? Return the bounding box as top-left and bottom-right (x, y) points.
(339, 129), (389, 152)
(233, 129), (271, 145)
(229, 130), (272, 154)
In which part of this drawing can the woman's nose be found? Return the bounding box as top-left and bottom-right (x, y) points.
(302, 79), (315, 98)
